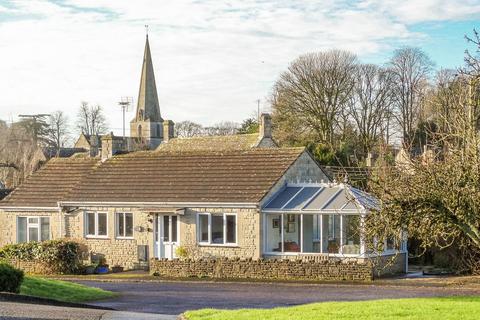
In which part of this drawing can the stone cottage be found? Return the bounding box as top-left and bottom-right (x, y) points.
(0, 35), (407, 279)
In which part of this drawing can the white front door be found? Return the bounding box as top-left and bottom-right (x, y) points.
(154, 214), (179, 260)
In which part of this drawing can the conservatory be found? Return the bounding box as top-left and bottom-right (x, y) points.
(262, 183), (397, 257)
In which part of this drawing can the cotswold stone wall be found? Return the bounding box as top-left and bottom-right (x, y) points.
(370, 252), (407, 277)
(150, 258), (373, 282)
(181, 208), (261, 260)
(6, 259), (57, 275)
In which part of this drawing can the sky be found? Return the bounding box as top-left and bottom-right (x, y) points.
(0, 0), (479, 136)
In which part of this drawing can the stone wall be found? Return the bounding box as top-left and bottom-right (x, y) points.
(180, 207), (261, 260)
(150, 257), (373, 282)
(0, 210), (61, 247)
(6, 259), (57, 275)
(370, 252), (407, 278)
(65, 207), (152, 270)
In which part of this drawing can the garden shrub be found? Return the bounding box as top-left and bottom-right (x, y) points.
(0, 240), (83, 274)
(0, 263), (24, 293)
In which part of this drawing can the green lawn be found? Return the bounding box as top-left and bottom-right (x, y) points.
(184, 296), (480, 320)
(20, 276), (116, 303)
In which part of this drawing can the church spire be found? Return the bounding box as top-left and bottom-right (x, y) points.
(135, 34), (162, 122)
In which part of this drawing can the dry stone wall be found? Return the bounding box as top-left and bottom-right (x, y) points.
(150, 257), (373, 282)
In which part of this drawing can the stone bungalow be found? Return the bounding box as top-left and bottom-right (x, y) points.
(0, 35), (407, 279)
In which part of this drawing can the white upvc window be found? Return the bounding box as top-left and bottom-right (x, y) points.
(116, 212), (134, 239)
(85, 211), (108, 238)
(17, 217), (50, 243)
(197, 212), (237, 246)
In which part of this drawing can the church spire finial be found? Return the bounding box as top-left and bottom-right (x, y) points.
(145, 24), (149, 38)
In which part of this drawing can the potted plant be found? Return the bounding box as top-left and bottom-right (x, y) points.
(84, 264), (96, 275)
(111, 265), (124, 273)
(95, 257), (109, 274)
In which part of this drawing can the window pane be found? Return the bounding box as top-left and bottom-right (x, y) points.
(17, 217), (27, 243)
(199, 214), (209, 242)
(125, 213), (133, 237)
(386, 236), (396, 251)
(87, 212), (96, 235)
(211, 214), (224, 244)
(40, 218), (50, 241)
(28, 217), (38, 224)
(342, 215), (360, 254)
(302, 214), (321, 253)
(226, 215), (236, 243)
(284, 214), (300, 252)
(162, 215), (169, 241)
(323, 214), (340, 254)
(117, 213), (125, 237)
(97, 213), (107, 236)
(171, 216), (178, 242)
(28, 227), (39, 242)
(266, 214), (282, 252)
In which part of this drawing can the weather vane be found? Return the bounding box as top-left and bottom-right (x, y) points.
(145, 24), (149, 36)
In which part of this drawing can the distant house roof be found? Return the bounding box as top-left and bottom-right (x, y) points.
(40, 147), (87, 158)
(1, 147), (306, 208)
(156, 134), (260, 152)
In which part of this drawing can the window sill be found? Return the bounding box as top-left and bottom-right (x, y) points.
(116, 237), (135, 240)
(198, 243), (239, 248)
(85, 235), (109, 240)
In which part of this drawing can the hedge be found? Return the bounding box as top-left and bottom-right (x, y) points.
(0, 240), (82, 274)
(0, 263), (24, 293)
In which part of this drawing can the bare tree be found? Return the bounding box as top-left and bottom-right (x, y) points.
(349, 64), (394, 155)
(389, 47), (433, 149)
(76, 102), (108, 136)
(175, 120), (203, 138)
(367, 36), (480, 272)
(204, 121), (239, 136)
(271, 50), (357, 147)
(46, 110), (70, 153)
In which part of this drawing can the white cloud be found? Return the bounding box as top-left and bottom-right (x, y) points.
(0, 0), (478, 136)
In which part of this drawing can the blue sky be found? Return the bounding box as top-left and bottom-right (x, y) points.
(0, 0), (479, 135)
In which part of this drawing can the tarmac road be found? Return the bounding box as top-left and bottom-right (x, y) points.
(79, 279), (480, 315)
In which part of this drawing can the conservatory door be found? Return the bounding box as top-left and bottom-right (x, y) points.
(154, 214), (179, 260)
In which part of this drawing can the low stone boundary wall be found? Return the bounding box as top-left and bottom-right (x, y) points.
(5, 259), (57, 275)
(150, 258), (373, 282)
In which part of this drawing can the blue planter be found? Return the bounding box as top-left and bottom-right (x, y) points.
(95, 266), (109, 274)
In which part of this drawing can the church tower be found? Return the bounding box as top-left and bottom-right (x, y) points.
(130, 35), (163, 148)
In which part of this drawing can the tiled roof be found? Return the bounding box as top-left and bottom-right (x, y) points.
(0, 147), (305, 207)
(67, 148), (304, 203)
(156, 134), (259, 152)
(0, 158), (100, 208)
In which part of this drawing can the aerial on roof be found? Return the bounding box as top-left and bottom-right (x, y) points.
(156, 134), (260, 152)
(264, 183), (380, 212)
(0, 147), (306, 208)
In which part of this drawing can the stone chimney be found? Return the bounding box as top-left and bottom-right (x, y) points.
(101, 132), (115, 161)
(259, 113), (272, 139)
(255, 113), (277, 148)
(163, 120), (175, 143)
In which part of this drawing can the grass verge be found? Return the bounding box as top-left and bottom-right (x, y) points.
(184, 296), (480, 320)
(20, 276), (116, 303)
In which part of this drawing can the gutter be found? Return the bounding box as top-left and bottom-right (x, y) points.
(58, 201), (259, 209)
(0, 206), (59, 212)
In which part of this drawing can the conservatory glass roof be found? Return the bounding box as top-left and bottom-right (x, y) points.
(263, 183), (379, 213)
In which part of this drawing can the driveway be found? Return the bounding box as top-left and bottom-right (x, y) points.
(0, 301), (175, 320)
(78, 280), (480, 315)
